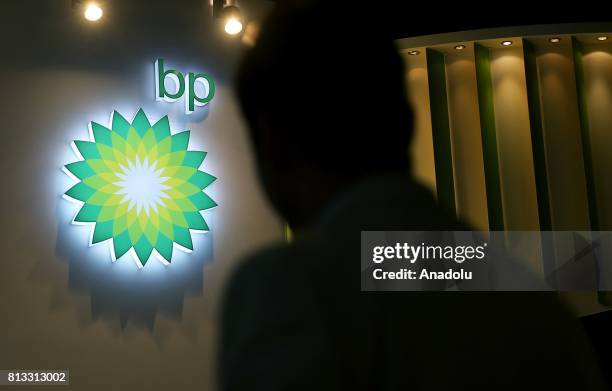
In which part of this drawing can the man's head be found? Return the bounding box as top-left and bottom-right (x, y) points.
(236, 1), (414, 229)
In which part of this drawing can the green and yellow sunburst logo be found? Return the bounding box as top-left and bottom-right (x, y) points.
(63, 109), (216, 267)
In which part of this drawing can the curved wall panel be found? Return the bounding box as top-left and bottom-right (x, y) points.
(399, 26), (612, 313)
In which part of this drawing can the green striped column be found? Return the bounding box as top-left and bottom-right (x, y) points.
(523, 39), (556, 279)
(426, 48), (456, 216)
(523, 39), (552, 231)
(572, 37), (600, 231)
(572, 37), (610, 305)
(474, 44), (504, 231)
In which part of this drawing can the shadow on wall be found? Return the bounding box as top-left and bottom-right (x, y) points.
(54, 198), (214, 330)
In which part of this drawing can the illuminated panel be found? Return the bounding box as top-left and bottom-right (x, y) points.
(63, 109), (217, 268)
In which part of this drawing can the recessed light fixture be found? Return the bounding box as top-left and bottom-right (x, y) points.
(224, 17), (243, 35)
(83, 2), (103, 22)
(597, 36), (609, 41)
(407, 50), (420, 55)
(454, 44), (466, 50)
(221, 5), (243, 35)
(549, 37), (561, 43)
(501, 40), (513, 46)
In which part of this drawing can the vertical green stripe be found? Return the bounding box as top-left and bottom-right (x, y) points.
(523, 39), (552, 231)
(474, 44), (504, 230)
(523, 39), (556, 279)
(572, 37), (600, 231)
(284, 223), (292, 243)
(572, 38), (609, 305)
(426, 48), (456, 216)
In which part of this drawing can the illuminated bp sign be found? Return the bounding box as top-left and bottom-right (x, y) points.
(64, 109), (216, 267)
(63, 60), (217, 268)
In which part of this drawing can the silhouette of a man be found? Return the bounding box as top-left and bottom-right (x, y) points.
(218, 1), (605, 389)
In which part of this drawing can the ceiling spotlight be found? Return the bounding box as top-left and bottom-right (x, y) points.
(407, 50), (420, 55)
(501, 40), (513, 46)
(224, 17), (243, 35)
(454, 44), (466, 50)
(597, 36), (609, 41)
(549, 37), (561, 43)
(83, 2), (103, 22)
(220, 5), (243, 35)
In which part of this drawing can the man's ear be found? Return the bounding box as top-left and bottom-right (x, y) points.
(250, 113), (283, 182)
(253, 114), (273, 155)
(254, 113), (293, 170)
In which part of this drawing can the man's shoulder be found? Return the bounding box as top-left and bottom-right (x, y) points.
(224, 240), (322, 304)
(220, 240), (325, 338)
(231, 241), (314, 280)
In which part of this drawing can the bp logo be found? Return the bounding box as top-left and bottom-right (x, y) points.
(63, 109), (216, 267)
